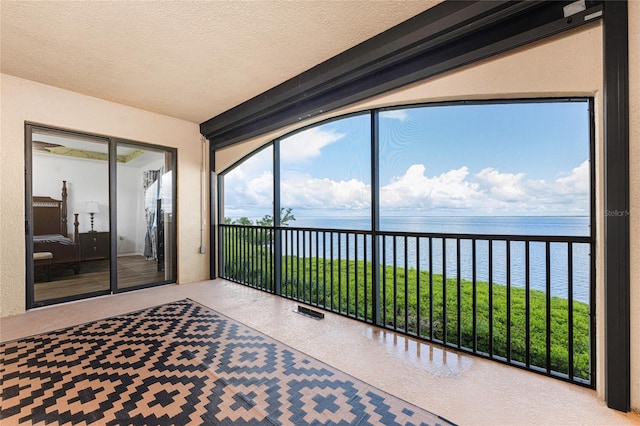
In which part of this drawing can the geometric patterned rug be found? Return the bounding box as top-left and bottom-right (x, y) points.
(0, 299), (454, 425)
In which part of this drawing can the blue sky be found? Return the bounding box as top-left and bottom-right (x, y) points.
(224, 100), (591, 218)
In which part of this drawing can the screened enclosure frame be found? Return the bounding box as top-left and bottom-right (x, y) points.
(216, 97), (596, 388)
(206, 0), (629, 410)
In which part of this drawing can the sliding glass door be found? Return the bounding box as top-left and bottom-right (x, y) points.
(26, 125), (177, 308)
(29, 127), (111, 305)
(116, 142), (176, 289)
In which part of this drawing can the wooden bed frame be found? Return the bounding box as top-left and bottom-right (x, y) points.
(33, 181), (80, 274)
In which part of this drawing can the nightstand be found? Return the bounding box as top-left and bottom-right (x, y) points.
(80, 232), (111, 261)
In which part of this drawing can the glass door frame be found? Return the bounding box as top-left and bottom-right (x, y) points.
(113, 138), (178, 293)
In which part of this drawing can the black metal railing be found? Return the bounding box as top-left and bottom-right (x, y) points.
(219, 224), (594, 386)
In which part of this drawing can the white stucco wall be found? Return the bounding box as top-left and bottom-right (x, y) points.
(0, 74), (210, 318)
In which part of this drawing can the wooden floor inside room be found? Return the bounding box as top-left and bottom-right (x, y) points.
(34, 255), (167, 301)
(117, 255), (167, 288)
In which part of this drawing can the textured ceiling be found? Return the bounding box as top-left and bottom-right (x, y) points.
(1, 1), (438, 124)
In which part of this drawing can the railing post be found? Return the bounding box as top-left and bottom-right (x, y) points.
(273, 228), (282, 295)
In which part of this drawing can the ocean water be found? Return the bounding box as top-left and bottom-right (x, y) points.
(292, 215), (590, 236)
(285, 216), (592, 303)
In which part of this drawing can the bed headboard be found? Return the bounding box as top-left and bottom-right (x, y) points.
(33, 180), (69, 236)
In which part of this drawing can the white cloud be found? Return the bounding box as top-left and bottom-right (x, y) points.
(280, 127), (344, 163)
(525, 160), (590, 214)
(380, 110), (409, 121)
(223, 148), (273, 216)
(281, 172), (370, 209)
(224, 169), (273, 209)
(380, 165), (480, 209)
(224, 156), (590, 216)
(554, 160), (590, 195)
(475, 168), (527, 202)
(377, 162), (589, 214)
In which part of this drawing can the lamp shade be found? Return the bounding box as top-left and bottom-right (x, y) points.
(85, 201), (100, 214)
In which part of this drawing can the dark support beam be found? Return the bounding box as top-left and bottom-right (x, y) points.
(603, 0), (630, 412)
(370, 110), (380, 325)
(217, 173), (225, 279)
(201, 0), (603, 148)
(210, 148), (217, 279)
(273, 141), (282, 295)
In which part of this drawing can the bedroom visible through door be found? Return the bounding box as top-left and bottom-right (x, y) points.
(25, 125), (177, 309)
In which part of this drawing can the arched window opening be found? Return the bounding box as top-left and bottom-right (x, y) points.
(218, 98), (594, 387)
